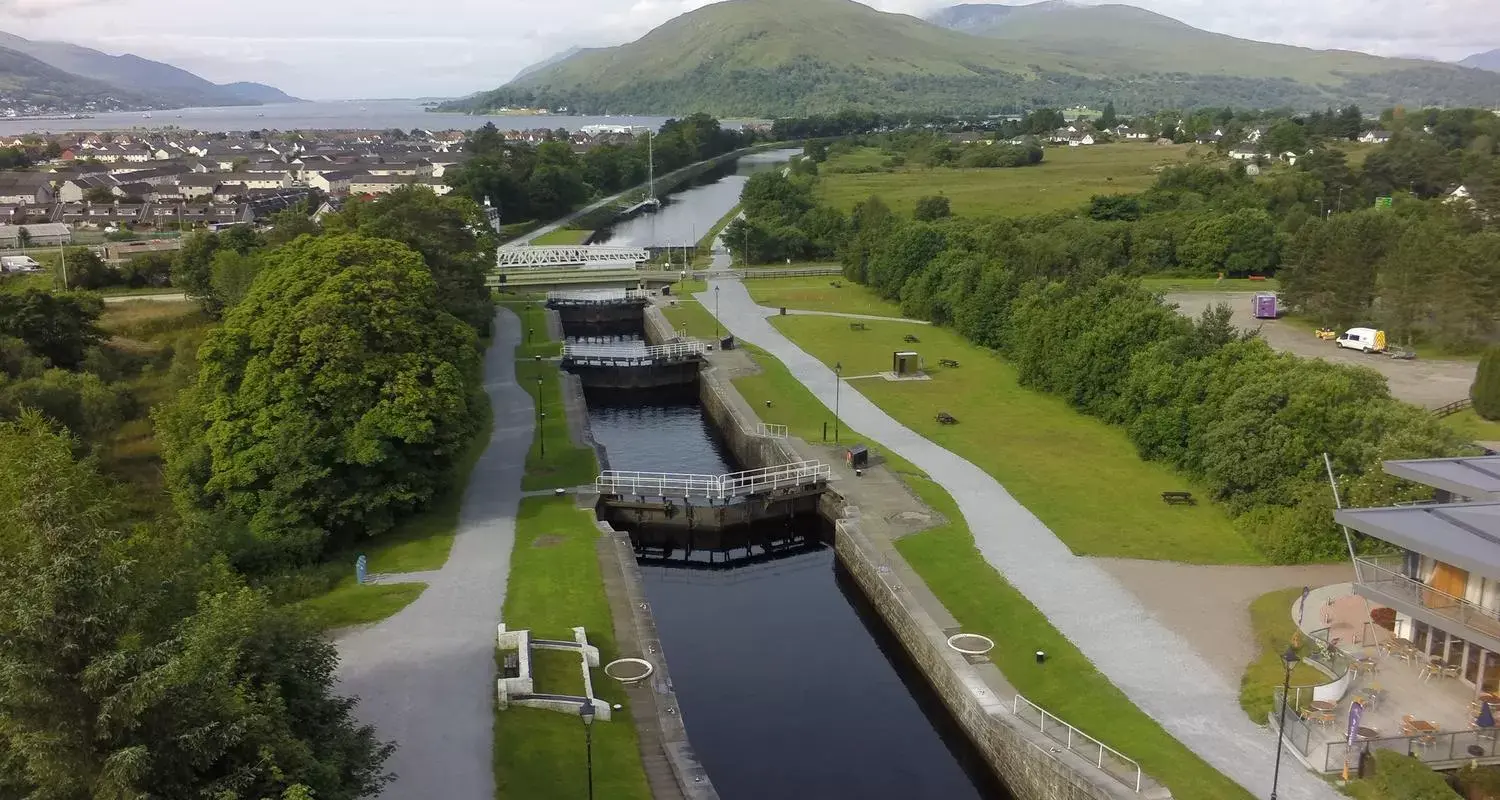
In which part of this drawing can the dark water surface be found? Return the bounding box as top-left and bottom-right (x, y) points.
(595, 148), (800, 248)
(583, 389), (1011, 800)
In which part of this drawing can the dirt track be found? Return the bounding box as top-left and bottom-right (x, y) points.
(1165, 292), (1475, 409)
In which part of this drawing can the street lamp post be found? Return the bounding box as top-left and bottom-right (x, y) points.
(536, 375), (546, 460)
(1270, 645), (1299, 799)
(714, 285), (721, 339)
(579, 700), (596, 800)
(834, 362), (842, 445)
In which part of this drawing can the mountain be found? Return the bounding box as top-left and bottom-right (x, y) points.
(1461, 49), (1500, 72)
(0, 44), (154, 109)
(443, 0), (1500, 117)
(513, 46), (587, 82)
(0, 30), (298, 107)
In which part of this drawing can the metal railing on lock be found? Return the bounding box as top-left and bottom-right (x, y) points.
(562, 341), (706, 363)
(755, 423), (788, 439)
(595, 460), (830, 501)
(1012, 695), (1144, 792)
(546, 288), (650, 303)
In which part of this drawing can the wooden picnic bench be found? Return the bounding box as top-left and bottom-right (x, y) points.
(935, 411), (957, 425)
(849, 322), (868, 331)
(1161, 491), (1195, 506)
(502, 652), (521, 678)
(939, 359), (960, 368)
(903, 334), (920, 343)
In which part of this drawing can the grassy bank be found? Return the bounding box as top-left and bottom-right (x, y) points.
(1446, 408), (1500, 444)
(727, 344), (1253, 798)
(745, 275), (904, 317)
(531, 227), (593, 246)
(1239, 588), (1338, 720)
(769, 313), (1257, 563)
(818, 143), (1194, 218)
(516, 355), (598, 490)
(495, 497), (651, 800)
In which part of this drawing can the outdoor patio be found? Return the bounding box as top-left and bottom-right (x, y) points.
(1280, 583), (1500, 773)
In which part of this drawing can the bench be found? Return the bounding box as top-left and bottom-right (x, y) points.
(849, 322), (868, 331)
(903, 334), (921, 343)
(502, 653), (521, 679)
(935, 411), (958, 425)
(1161, 491), (1195, 506)
(939, 359), (959, 368)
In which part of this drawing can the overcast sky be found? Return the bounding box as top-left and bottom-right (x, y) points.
(0, 0), (1496, 100)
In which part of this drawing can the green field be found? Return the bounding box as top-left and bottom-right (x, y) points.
(496, 497), (650, 800)
(1446, 408), (1500, 444)
(818, 143), (1194, 218)
(1239, 588), (1338, 720)
(727, 345), (1252, 799)
(769, 314), (1259, 563)
(530, 227), (594, 246)
(746, 276), (906, 317)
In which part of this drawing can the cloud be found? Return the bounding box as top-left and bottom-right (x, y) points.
(0, 0), (111, 17)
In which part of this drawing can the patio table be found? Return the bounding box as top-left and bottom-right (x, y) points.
(1480, 693), (1500, 705)
(1356, 726), (1380, 741)
(1310, 700), (1338, 712)
(1409, 720), (1439, 733)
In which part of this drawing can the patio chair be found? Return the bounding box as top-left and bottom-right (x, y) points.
(1420, 662), (1442, 682)
(1376, 638), (1398, 657)
(1442, 663), (1461, 679)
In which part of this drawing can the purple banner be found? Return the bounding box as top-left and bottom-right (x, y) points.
(1299, 586), (1310, 625)
(1347, 701), (1364, 747)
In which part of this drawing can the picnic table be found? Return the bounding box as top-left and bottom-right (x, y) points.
(939, 358), (959, 368)
(903, 334), (920, 343)
(1310, 700), (1338, 712)
(849, 322), (868, 331)
(936, 411), (958, 425)
(1160, 491), (1195, 505)
(1356, 726), (1380, 741)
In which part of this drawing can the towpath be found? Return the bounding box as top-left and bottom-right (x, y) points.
(336, 306), (532, 800)
(694, 273), (1339, 800)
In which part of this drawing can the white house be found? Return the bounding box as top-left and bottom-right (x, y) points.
(1446, 185), (1474, 205)
(1113, 125), (1150, 140)
(308, 169), (362, 194)
(1359, 130), (1394, 144)
(347, 174), (452, 197)
(1066, 133), (1095, 147)
(1228, 149), (1259, 161)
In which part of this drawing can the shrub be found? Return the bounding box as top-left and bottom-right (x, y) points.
(1474, 346), (1500, 421)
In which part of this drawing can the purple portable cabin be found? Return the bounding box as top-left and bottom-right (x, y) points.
(1251, 292), (1278, 320)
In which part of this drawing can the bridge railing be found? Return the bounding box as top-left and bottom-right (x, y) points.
(596, 460), (830, 501)
(562, 341), (705, 362)
(497, 245), (650, 269)
(547, 288), (650, 303)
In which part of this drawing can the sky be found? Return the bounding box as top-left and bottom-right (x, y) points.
(0, 0), (1497, 100)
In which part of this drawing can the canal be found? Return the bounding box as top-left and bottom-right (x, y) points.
(567, 149), (1013, 799)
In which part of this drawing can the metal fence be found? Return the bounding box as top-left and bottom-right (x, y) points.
(755, 423), (789, 439)
(1012, 694), (1143, 792)
(546, 288), (650, 303)
(595, 460), (830, 501)
(562, 340), (705, 364)
(1323, 728), (1500, 772)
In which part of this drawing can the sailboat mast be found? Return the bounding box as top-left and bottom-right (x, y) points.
(647, 129), (655, 201)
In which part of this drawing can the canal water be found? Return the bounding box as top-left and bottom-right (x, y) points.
(593, 148), (802, 248)
(570, 161), (1011, 796)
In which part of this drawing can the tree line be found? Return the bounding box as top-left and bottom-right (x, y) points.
(0, 185), (497, 795)
(735, 116), (1500, 562)
(445, 114), (756, 223)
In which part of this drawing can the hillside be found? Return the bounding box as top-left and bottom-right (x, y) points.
(445, 0), (1500, 116)
(0, 30), (298, 107)
(0, 45), (153, 110)
(1462, 49), (1500, 72)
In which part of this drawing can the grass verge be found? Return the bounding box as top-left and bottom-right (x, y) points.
(1239, 588), (1339, 721)
(745, 275), (906, 317)
(659, 297), (721, 340)
(1139, 277), (1281, 292)
(531, 227), (593, 246)
(1445, 408), (1500, 444)
(770, 314), (1258, 563)
(516, 357), (598, 491)
(728, 344), (1253, 798)
(495, 497), (650, 800)
(294, 582), (426, 630)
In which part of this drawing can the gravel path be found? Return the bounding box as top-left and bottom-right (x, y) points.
(697, 277), (1339, 800)
(336, 307), (532, 800)
(1093, 559), (1353, 683)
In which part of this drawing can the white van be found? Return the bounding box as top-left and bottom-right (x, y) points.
(0, 255), (42, 273)
(1336, 327), (1386, 353)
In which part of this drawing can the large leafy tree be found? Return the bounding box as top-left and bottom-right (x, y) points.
(326, 186), (495, 334)
(0, 414), (392, 797)
(0, 290), (104, 370)
(158, 234), (480, 566)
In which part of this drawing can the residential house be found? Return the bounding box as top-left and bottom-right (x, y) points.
(1065, 133), (1095, 147)
(178, 173), (222, 200)
(58, 174), (120, 203)
(113, 164), (191, 186)
(1447, 185), (1474, 205)
(347, 174), (451, 197)
(1338, 456), (1500, 692)
(308, 169), (363, 194)
(213, 183), (247, 202)
(1360, 130), (1394, 144)
(0, 222), (70, 247)
(1113, 125), (1150, 141)
(0, 172), (55, 205)
(236, 167), (291, 191)
(1245, 125), (1271, 144)
(112, 182), (154, 202)
(1228, 149), (1259, 161)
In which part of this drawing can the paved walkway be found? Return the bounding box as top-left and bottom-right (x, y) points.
(694, 276), (1339, 800)
(336, 307), (532, 800)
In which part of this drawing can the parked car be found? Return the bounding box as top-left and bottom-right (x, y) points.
(1336, 327), (1387, 353)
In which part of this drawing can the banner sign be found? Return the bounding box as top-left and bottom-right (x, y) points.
(1346, 701), (1364, 747)
(1298, 586), (1310, 625)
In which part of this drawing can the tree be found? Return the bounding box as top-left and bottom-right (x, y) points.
(1098, 101), (1118, 129)
(0, 413), (393, 798)
(84, 186), (115, 204)
(208, 248), (265, 309)
(0, 290), (104, 369)
(913, 194), (951, 221)
(265, 206), (321, 246)
(1475, 347), (1500, 421)
(159, 234), (480, 565)
(804, 139), (829, 163)
(15, 226), (30, 253)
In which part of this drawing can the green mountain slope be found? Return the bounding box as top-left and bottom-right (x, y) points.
(1462, 49), (1500, 72)
(0, 30), (298, 107)
(0, 44), (154, 109)
(447, 0), (1500, 116)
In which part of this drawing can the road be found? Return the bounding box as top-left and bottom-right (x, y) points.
(335, 307), (532, 800)
(1166, 291), (1475, 409)
(101, 292), (188, 304)
(697, 274), (1339, 800)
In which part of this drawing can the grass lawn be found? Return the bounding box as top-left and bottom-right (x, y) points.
(294, 581), (426, 630)
(530, 227), (593, 246)
(1445, 408), (1500, 444)
(745, 275), (906, 318)
(511, 300), (563, 359)
(727, 345), (1252, 798)
(529, 648), (588, 696)
(516, 357), (598, 490)
(1239, 588), (1340, 721)
(769, 315), (1259, 563)
(495, 497), (650, 800)
(1140, 277), (1281, 293)
(818, 143), (1194, 218)
(660, 297), (722, 340)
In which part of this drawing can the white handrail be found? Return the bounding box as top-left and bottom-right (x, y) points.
(596, 460), (830, 500)
(1013, 694), (1143, 793)
(498, 245), (649, 268)
(547, 288), (650, 303)
(563, 340), (705, 362)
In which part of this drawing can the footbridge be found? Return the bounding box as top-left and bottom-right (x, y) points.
(561, 341), (705, 368)
(496, 245), (649, 269)
(595, 460), (831, 502)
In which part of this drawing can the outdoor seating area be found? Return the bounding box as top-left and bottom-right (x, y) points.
(1278, 586), (1500, 773)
